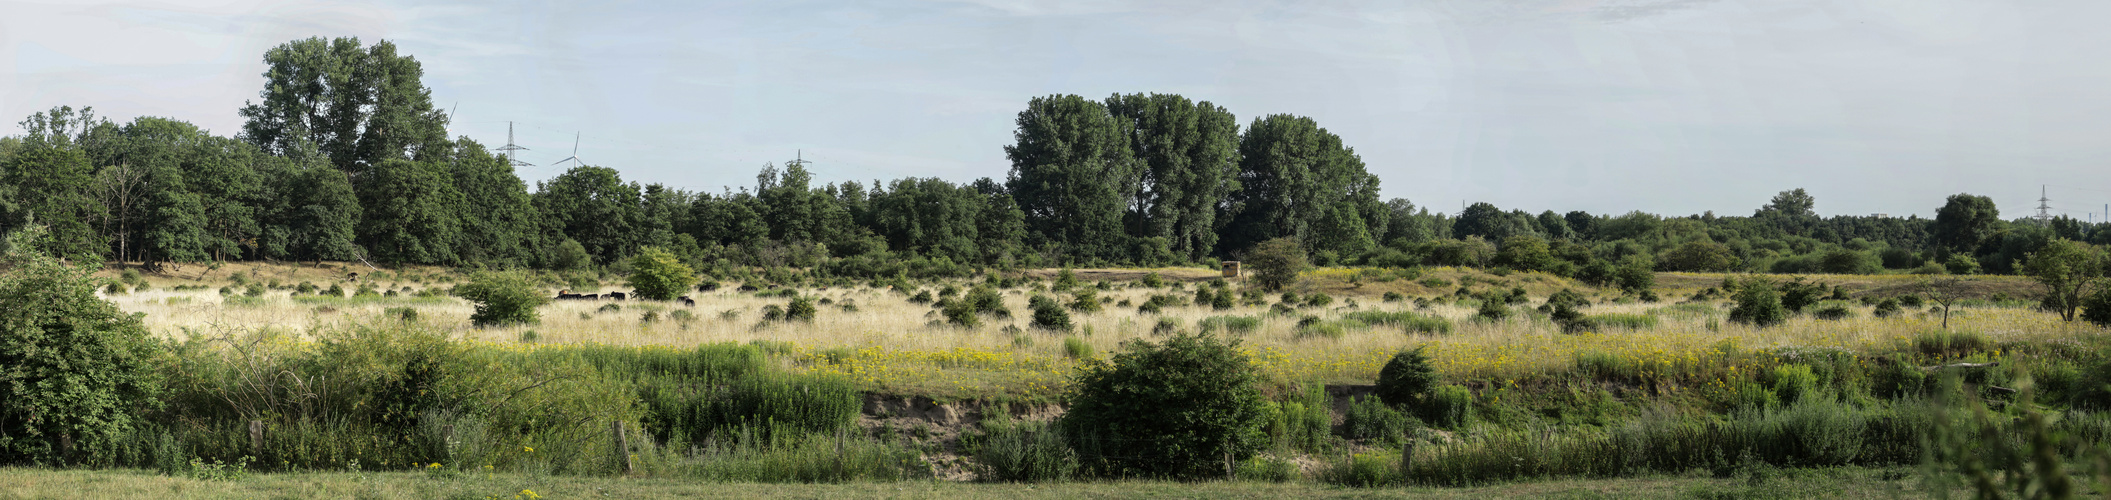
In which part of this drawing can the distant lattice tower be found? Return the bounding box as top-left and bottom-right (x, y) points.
(2035, 185), (2054, 225)
(496, 122), (533, 168)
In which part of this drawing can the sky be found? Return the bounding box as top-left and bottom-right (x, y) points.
(5, 0), (2111, 220)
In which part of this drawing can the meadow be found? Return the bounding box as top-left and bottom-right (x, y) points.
(42, 261), (2111, 494)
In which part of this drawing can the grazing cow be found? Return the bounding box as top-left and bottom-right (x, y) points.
(678, 296), (695, 307)
(698, 283), (719, 292)
(606, 292), (627, 301)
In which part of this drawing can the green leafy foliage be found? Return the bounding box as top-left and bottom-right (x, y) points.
(451, 271), (549, 327)
(0, 240), (164, 465)
(626, 246), (699, 301)
(1062, 332), (1268, 479)
(1728, 279), (1787, 328)
(1244, 237), (1308, 291)
(1375, 347), (1439, 408)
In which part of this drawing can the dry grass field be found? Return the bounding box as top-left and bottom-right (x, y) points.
(93, 262), (2076, 401)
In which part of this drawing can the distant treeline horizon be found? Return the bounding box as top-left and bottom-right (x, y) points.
(1, 36), (2104, 279)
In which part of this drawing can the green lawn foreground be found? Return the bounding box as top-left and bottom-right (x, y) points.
(0, 467), (1962, 499)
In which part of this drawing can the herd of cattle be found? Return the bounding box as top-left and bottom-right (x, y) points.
(555, 290), (696, 307)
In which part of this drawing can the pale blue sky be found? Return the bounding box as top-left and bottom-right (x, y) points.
(6, 0), (2110, 220)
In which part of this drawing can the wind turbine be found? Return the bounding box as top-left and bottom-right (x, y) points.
(551, 132), (584, 168)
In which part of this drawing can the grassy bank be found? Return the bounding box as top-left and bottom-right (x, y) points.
(0, 466), (1961, 499)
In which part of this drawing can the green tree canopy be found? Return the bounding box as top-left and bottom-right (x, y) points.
(238, 37), (450, 182)
(1005, 94), (1141, 262)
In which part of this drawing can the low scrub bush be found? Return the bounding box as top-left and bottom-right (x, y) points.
(1063, 332), (1269, 479)
(1197, 315), (1262, 335)
(971, 416), (1076, 482)
(1342, 396), (1414, 445)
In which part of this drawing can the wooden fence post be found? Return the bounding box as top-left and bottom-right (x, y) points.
(610, 421), (634, 475)
(248, 420), (264, 458)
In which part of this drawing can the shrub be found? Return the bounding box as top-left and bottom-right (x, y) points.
(1053, 268), (1078, 292)
(384, 307), (419, 322)
(1063, 337), (1093, 360)
(973, 417), (1076, 482)
(1140, 272), (1164, 288)
(1198, 315), (1262, 335)
(1063, 333), (1269, 479)
(785, 296), (817, 322)
(1029, 295), (1072, 332)
(1475, 299), (1509, 321)
(1728, 279), (1786, 328)
(0, 249), (164, 465)
(1244, 238), (1308, 291)
(1302, 293), (1333, 308)
(1613, 256), (1654, 294)
(1426, 385), (1474, 429)
(1210, 289), (1235, 310)
(963, 286), (1008, 317)
(626, 246), (698, 301)
(2082, 288), (2111, 328)
(1375, 347), (1439, 408)
(942, 300), (981, 328)
(1812, 304), (1854, 321)
(1342, 395), (1414, 445)
(1068, 289), (1102, 313)
(1874, 298), (1903, 318)
(452, 271), (551, 327)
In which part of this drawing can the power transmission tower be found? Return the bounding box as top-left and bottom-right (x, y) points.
(496, 121), (533, 168)
(2035, 185), (2054, 225)
(787, 149), (811, 170)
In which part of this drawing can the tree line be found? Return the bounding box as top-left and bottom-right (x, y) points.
(1, 37), (2106, 279)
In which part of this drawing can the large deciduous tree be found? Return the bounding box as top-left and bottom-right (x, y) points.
(1933, 194), (2001, 254)
(1220, 114), (1382, 259)
(1005, 95), (1141, 262)
(1104, 93), (1239, 263)
(238, 37), (450, 184)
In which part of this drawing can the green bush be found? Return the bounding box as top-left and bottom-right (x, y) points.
(942, 299), (980, 328)
(1198, 315), (1262, 335)
(1728, 279), (1786, 327)
(1426, 385), (1474, 429)
(1343, 395), (1414, 445)
(1062, 337), (1093, 360)
(1062, 332), (1269, 479)
(1244, 238), (1308, 291)
(1874, 298), (1903, 318)
(1028, 295), (1072, 332)
(785, 296), (817, 322)
(1375, 347), (1439, 408)
(626, 246), (698, 301)
(451, 271), (551, 327)
(1812, 303), (1854, 320)
(1068, 289), (1102, 313)
(972, 416), (1076, 482)
(1770, 364), (1821, 404)
(2082, 288), (2111, 328)
(0, 250), (164, 465)
(1475, 299), (1509, 321)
